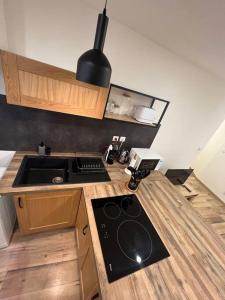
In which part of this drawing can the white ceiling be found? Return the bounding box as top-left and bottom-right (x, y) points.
(83, 0), (225, 81)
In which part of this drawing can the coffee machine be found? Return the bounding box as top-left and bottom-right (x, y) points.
(125, 148), (164, 191)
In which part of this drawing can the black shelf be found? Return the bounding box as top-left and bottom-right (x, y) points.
(104, 83), (170, 127)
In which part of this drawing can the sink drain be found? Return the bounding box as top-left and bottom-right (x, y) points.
(52, 177), (64, 184)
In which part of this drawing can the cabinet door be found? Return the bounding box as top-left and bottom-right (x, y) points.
(14, 189), (81, 234)
(0, 50), (109, 119)
(80, 246), (100, 300)
(76, 193), (91, 267)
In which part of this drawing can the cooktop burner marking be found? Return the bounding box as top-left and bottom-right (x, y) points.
(117, 220), (152, 263)
(103, 202), (121, 219)
(121, 196), (142, 218)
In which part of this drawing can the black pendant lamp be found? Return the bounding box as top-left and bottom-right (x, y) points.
(76, 0), (112, 88)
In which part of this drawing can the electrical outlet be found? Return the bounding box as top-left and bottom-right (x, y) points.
(120, 136), (126, 142)
(112, 136), (119, 142)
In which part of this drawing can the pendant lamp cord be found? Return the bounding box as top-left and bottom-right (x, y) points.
(103, 0), (107, 15)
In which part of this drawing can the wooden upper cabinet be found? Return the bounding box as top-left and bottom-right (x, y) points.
(0, 50), (109, 119)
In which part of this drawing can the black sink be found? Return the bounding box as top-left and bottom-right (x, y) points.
(13, 155), (111, 187)
(13, 156), (69, 186)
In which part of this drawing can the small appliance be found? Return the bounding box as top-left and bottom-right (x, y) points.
(92, 194), (170, 282)
(133, 106), (155, 124)
(165, 169), (194, 185)
(117, 149), (129, 164)
(128, 148), (163, 171)
(104, 144), (113, 164)
(127, 166), (151, 191)
(104, 142), (121, 165)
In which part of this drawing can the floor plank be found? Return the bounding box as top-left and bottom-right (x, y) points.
(0, 260), (80, 299)
(0, 227), (81, 299)
(180, 174), (225, 242)
(2, 283), (81, 300)
(0, 228), (77, 273)
(0, 272), (7, 291)
(212, 223), (225, 235)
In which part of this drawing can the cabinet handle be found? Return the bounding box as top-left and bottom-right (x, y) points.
(82, 224), (88, 235)
(91, 293), (99, 300)
(18, 197), (23, 208)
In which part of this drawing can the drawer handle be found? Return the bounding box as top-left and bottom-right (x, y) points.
(82, 224), (88, 235)
(91, 293), (99, 300)
(18, 197), (23, 208)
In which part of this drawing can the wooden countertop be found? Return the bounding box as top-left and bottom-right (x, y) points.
(0, 151), (164, 195)
(84, 179), (225, 300)
(1, 152), (225, 299)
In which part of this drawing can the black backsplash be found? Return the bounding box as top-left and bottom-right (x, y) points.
(0, 94), (160, 152)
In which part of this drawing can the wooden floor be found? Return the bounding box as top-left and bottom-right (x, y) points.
(0, 227), (81, 299)
(186, 175), (225, 241)
(0, 175), (224, 299)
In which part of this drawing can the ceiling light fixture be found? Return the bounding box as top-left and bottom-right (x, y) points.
(76, 0), (112, 88)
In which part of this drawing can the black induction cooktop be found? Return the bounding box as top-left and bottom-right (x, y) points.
(92, 194), (170, 283)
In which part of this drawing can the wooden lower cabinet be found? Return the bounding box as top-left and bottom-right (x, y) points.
(14, 189), (81, 234)
(76, 193), (100, 300)
(76, 192), (91, 267)
(80, 246), (100, 300)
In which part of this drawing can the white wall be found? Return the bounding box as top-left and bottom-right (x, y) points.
(0, 0), (7, 49)
(0, 0), (8, 94)
(193, 119), (225, 203)
(2, 0), (225, 170)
